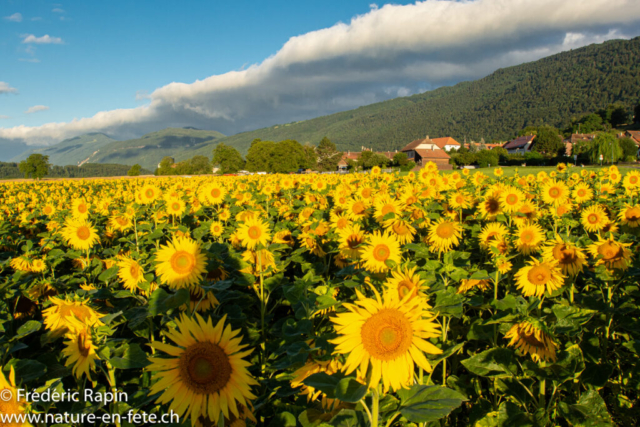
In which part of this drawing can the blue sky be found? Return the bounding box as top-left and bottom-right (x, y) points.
(1, 0), (413, 128)
(1, 0), (639, 146)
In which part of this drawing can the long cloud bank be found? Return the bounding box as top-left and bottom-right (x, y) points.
(2, 0), (640, 146)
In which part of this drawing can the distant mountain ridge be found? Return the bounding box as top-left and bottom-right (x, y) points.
(11, 133), (117, 165)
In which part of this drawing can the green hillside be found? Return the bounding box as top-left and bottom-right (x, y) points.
(188, 36), (640, 155)
(11, 133), (117, 165)
(90, 127), (225, 169)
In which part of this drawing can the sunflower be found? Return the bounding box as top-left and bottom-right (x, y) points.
(478, 223), (508, 249)
(62, 318), (99, 379)
(477, 195), (502, 219)
(210, 221), (225, 237)
(514, 223), (545, 255)
(147, 313), (257, 425)
(512, 200), (538, 225)
(542, 236), (586, 276)
(140, 184), (161, 204)
(505, 320), (557, 362)
(237, 217), (271, 250)
(338, 224), (366, 260)
(71, 198), (91, 219)
(383, 266), (429, 303)
(572, 182), (593, 204)
(290, 359), (347, 409)
(42, 203), (56, 216)
(109, 215), (133, 232)
(0, 366), (32, 427)
(499, 187), (525, 213)
(360, 231), (402, 273)
(117, 257), (146, 292)
(182, 285), (219, 312)
(167, 199), (187, 217)
(240, 249), (278, 276)
(272, 229), (294, 246)
(622, 170), (640, 189)
(200, 183), (227, 205)
(373, 197), (402, 223)
(540, 179), (569, 207)
(618, 204), (640, 228)
(580, 204), (609, 233)
(587, 237), (633, 271)
(61, 218), (99, 251)
(330, 289), (441, 392)
(448, 191), (471, 209)
(515, 258), (564, 297)
(42, 296), (103, 335)
(345, 198), (370, 221)
(457, 279), (492, 294)
(427, 218), (462, 253)
(384, 219), (416, 244)
(155, 236), (207, 288)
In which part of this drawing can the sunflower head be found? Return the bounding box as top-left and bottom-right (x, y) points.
(505, 320), (557, 363)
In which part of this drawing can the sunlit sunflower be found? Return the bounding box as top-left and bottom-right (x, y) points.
(140, 184), (161, 204)
(147, 313), (257, 425)
(542, 235), (586, 276)
(109, 215), (133, 232)
(71, 198), (91, 219)
(0, 365), (32, 427)
(210, 221), (224, 237)
(62, 318), (99, 379)
(345, 198), (370, 221)
(572, 182), (593, 204)
(505, 320), (557, 362)
(155, 236), (207, 288)
(540, 179), (569, 206)
(448, 191), (471, 209)
(61, 218), (99, 251)
(42, 296), (103, 336)
(499, 187), (525, 213)
(167, 199), (187, 217)
(117, 257), (146, 292)
(457, 278), (492, 294)
(515, 258), (564, 297)
(330, 289), (441, 392)
(514, 223), (545, 255)
(373, 197), (402, 223)
(42, 203), (56, 216)
(360, 231), (402, 273)
(427, 218), (462, 253)
(237, 217), (271, 250)
(338, 224), (366, 260)
(478, 222), (508, 249)
(587, 237), (634, 271)
(580, 204), (609, 233)
(618, 204), (640, 228)
(384, 219), (416, 244)
(200, 183), (227, 205)
(383, 266), (429, 303)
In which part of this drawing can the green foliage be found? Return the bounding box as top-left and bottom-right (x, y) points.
(618, 137), (638, 160)
(315, 137), (342, 171)
(358, 151), (389, 169)
(634, 102), (640, 123)
(0, 162), (150, 180)
(532, 126), (564, 156)
(212, 142), (245, 174)
(245, 139), (312, 173)
(18, 154), (50, 179)
(393, 151), (408, 166)
(475, 149), (499, 168)
(155, 156), (177, 175)
(127, 164), (142, 176)
(586, 133), (624, 164)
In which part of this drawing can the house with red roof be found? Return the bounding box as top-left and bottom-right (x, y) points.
(431, 137), (461, 151)
(400, 136), (452, 170)
(503, 135), (536, 154)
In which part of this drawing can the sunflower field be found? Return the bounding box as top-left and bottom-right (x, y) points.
(1, 163), (640, 427)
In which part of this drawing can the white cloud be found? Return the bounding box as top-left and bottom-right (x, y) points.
(0, 116), (10, 120)
(4, 13), (23, 22)
(2, 0), (640, 146)
(0, 82), (19, 95)
(22, 34), (64, 44)
(25, 105), (50, 114)
(52, 8), (65, 13)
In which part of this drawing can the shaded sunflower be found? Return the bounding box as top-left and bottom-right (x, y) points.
(182, 285), (219, 312)
(147, 313), (257, 425)
(155, 236), (207, 288)
(478, 222), (508, 249)
(62, 317), (99, 379)
(290, 359), (350, 409)
(514, 223), (545, 255)
(587, 237), (633, 271)
(515, 258), (564, 297)
(0, 365), (32, 427)
(338, 224), (366, 260)
(42, 296), (103, 335)
(457, 278), (492, 294)
(542, 236), (586, 276)
(384, 218), (416, 245)
(618, 204), (640, 228)
(505, 320), (557, 362)
(330, 289), (441, 392)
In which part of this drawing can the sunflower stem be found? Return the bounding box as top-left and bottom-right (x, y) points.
(133, 215), (140, 253)
(104, 362), (121, 427)
(371, 387), (380, 427)
(441, 316), (449, 386)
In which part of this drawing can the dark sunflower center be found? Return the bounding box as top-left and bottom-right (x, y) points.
(179, 342), (232, 394)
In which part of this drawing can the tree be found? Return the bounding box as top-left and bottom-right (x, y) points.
(245, 140), (276, 172)
(127, 164), (141, 176)
(619, 137), (638, 161)
(245, 139), (311, 173)
(634, 102), (640, 124)
(156, 157), (177, 175)
(190, 155), (211, 174)
(315, 137), (342, 171)
(18, 154), (50, 179)
(393, 152), (408, 166)
(212, 143), (245, 174)
(586, 133), (623, 164)
(532, 126), (564, 156)
(610, 106), (630, 128)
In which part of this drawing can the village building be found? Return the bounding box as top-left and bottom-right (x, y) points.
(563, 133), (596, 156)
(431, 137), (461, 151)
(625, 130), (640, 145)
(503, 135), (536, 154)
(400, 136), (452, 170)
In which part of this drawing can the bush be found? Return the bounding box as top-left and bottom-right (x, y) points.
(127, 164), (142, 176)
(524, 151), (546, 166)
(400, 161), (416, 172)
(475, 150), (499, 168)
